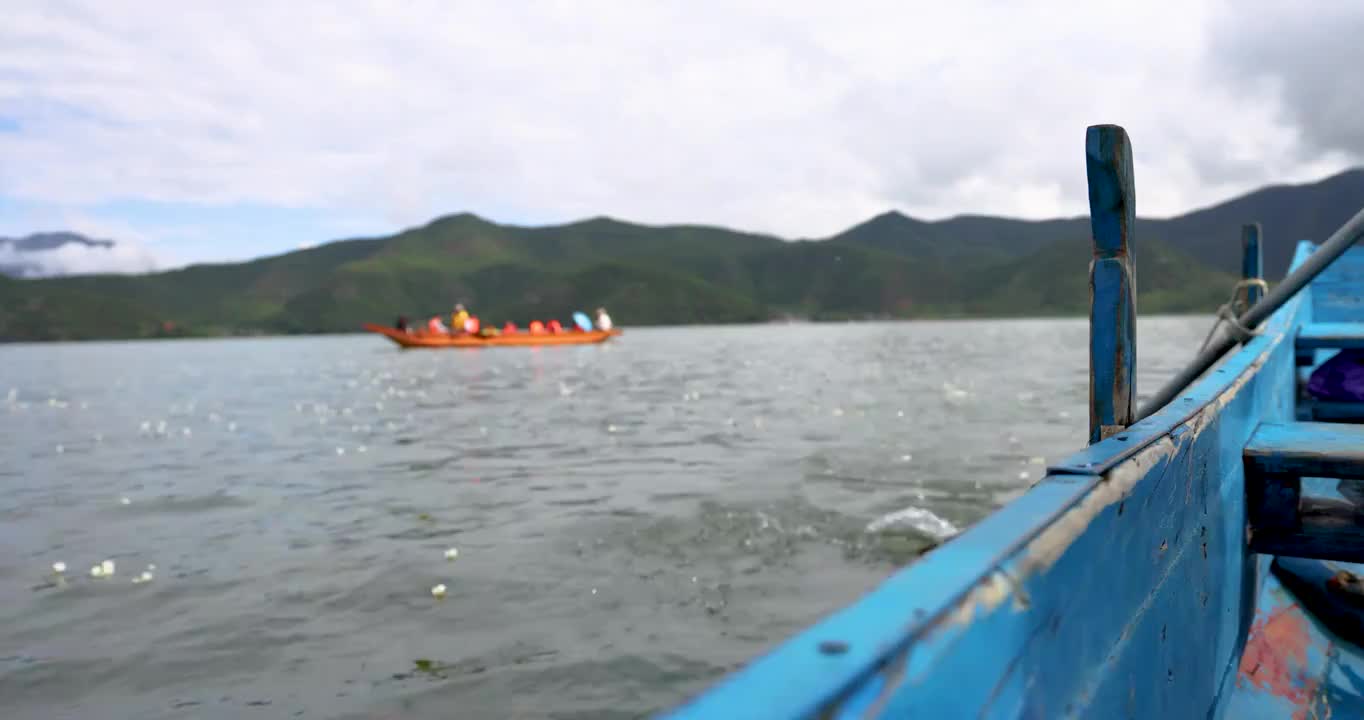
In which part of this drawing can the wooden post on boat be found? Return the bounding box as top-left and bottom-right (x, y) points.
(1242, 223), (1264, 307)
(1085, 125), (1137, 445)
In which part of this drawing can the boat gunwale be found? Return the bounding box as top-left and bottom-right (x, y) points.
(662, 240), (1319, 718)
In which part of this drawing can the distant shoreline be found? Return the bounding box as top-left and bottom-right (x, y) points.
(0, 311), (1217, 345)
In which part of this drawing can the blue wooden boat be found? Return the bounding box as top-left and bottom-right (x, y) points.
(662, 125), (1364, 719)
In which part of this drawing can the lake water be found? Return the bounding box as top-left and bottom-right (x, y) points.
(1, 318), (1210, 719)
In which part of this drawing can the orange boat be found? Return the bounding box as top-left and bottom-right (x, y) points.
(363, 323), (621, 348)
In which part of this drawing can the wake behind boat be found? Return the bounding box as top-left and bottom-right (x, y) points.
(363, 323), (621, 348)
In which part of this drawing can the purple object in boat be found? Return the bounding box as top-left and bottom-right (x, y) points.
(1307, 349), (1364, 402)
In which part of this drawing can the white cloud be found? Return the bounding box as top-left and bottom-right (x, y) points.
(0, 0), (1359, 255)
(0, 237), (159, 276)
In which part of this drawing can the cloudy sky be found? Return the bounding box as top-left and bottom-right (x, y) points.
(0, 0), (1358, 271)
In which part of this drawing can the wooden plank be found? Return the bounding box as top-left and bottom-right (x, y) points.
(1296, 322), (1364, 350)
(1271, 557), (1364, 647)
(1085, 124), (1137, 445)
(1246, 471), (1301, 531)
(1304, 400), (1364, 423)
(1051, 241), (1310, 477)
(1244, 422), (1364, 479)
(1315, 245), (1364, 284)
(1313, 283), (1364, 323)
(1242, 223), (1264, 307)
(1250, 514), (1364, 562)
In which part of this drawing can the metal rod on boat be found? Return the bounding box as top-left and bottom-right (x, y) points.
(1242, 223), (1264, 307)
(1136, 205), (1364, 419)
(1085, 124), (1138, 445)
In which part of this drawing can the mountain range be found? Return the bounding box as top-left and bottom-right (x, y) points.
(2, 169), (1362, 341)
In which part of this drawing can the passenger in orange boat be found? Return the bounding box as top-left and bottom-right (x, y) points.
(451, 304), (469, 333)
(547, 319), (563, 334)
(427, 316), (449, 334)
(465, 315), (481, 334)
(529, 320), (546, 335)
(503, 321), (517, 334)
(595, 307), (613, 331)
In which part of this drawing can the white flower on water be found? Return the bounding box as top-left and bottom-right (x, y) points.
(444, 548), (459, 561)
(431, 584), (447, 599)
(52, 562), (66, 574)
(132, 571), (154, 584)
(101, 560), (115, 576)
(120, 496), (131, 505)
(942, 382), (970, 400)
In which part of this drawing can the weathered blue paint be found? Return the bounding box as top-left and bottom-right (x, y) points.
(1242, 223), (1264, 307)
(1085, 125), (1137, 445)
(1296, 243), (1322, 368)
(661, 131), (1364, 720)
(1221, 558), (1364, 719)
(1296, 322), (1364, 350)
(1313, 250), (1364, 322)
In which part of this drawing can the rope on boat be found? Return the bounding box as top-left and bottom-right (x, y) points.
(1195, 278), (1272, 354)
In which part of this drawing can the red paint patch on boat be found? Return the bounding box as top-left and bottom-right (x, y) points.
(1238, 604), (1319, 717)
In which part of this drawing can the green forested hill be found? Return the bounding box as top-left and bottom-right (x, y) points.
(2, 169), (1354, 341)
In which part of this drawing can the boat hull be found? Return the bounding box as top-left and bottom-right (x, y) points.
(662, 251), (1364, 716)
(363, 323), (620, 348)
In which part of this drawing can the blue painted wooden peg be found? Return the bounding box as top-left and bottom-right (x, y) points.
(1242, 223), (1264, 308)
(1085, 124), (1137, 445)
